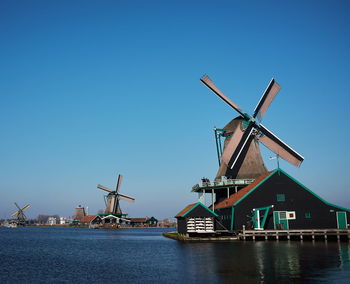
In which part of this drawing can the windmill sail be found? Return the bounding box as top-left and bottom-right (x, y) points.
(253, 79), (281, 121)
(200, 75), (245, 117)
(97, 184), (113, 193)
(201, 75), (304, 179)
(118, 193), (135, 202)
(257, 124), (304, 167)
(116, 174), (123, 192)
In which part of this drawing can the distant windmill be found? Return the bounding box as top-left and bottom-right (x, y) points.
(200, 75), (304, 179)
(11, 203), (30, 225)
(97, 174), (135, 215)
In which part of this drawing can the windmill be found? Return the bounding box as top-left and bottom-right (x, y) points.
(200, 75), (304, 180)
(97, 174), (135, 216)
(11, 203), (30, 225)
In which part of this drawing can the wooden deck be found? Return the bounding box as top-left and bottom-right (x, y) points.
(239, 229), (350, 241)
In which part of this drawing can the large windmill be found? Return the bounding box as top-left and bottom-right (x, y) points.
(200, 75), (304, 180)
(97, 174), (135, 216)
(11, 203), (30, 225)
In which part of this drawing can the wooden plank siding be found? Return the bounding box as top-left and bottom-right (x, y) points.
(216, 169), (350, 231)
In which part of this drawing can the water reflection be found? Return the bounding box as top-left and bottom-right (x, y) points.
(1, 228), (349, 283)
(179, 241), (350, 283)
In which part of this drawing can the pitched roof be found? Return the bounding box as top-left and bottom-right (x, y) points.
(80, 215), (100, 223)
(175, 203), (197, 218)
(214, 171), (275, 210)
(175, 202), (218, 218)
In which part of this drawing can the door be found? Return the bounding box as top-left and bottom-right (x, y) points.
(253, 205), (273, 230)
(337, 212), (347, 229)
(273, 211), (289, 230)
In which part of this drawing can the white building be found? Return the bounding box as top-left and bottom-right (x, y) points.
(59, 217), (68, 225)
(47, 217), (57, 225)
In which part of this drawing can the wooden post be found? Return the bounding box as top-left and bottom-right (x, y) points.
(211, 189), (215, 211)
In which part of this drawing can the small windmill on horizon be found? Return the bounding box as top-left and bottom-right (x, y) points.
(11, 202), (30, 225)
(97, 174), (135, 216)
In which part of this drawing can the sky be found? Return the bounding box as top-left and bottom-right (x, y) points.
(0, 0), (349, 219)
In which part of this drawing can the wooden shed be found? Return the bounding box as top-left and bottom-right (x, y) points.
(130, 217), (158, 227)
(175, 202), (225, 235)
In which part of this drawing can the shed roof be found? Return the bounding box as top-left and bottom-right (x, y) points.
(214, 168), (350, 212)
(175, 203), (196, 218)
(80, 215), (100, 223)
(175, 202), (218, 218)
(214, 171), (275, 210)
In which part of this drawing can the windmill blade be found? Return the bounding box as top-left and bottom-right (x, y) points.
(14, 202), (21, 210)
(11, 211), (19, 217)
(200, 75), (245, 118)
(226, 124), (255, 170)
(220, 123), (245, 166)
(257, 124), (304, 167)
(97, 184), (113, 193)
(117, 193), (135, 202)
(253, 78), (281, 121)
(116, 174), (123, 192)
(22, 204), (30, 211)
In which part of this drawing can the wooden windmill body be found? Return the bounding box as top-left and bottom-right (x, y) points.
(216, 117), (268, 179)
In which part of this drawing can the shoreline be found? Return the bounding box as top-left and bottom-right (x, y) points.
(163, 232), (239, 242)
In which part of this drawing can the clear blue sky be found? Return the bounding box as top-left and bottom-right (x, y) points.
(1, 0), (349, 219)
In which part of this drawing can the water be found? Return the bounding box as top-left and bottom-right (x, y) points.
(0, 227), (349, 283)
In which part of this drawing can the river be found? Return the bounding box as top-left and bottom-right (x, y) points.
(0, 227), (349, 283)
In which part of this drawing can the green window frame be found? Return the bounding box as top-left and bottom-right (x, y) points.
(276, 194), (286, 202)
(305, 212), (312, 219)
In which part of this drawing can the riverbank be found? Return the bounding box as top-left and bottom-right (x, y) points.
(163, 232), (239, 242)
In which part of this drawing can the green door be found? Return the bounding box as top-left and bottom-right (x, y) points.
(337, 212), (347, 229)
(273, 211), (289, 230)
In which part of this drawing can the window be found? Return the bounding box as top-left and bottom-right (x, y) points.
(279, 211), (287, 220)
(276, 194), (286, 202)
(305, 212), (312, 219)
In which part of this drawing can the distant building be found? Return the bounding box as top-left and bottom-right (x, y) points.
(79, 215), (103, 228)
(158, 218), (177, 228)
(72, 205), (86, 224)
(59, 217), (68, 225)
(47, 217), (57, 226)
(130, 217), (158, 227)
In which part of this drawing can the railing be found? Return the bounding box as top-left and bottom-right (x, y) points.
(239, 229), (350, 241)
(192, 178), (255, 191)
